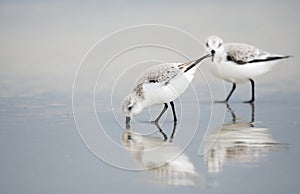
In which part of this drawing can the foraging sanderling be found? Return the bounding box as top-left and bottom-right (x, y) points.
(205, 35), (291, 103)
(122, 54), (211, 123)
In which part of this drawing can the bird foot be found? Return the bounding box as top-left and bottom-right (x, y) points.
(243, 100), (254, 104)
(150, 120), (159, 124)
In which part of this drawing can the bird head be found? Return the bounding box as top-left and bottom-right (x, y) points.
(122, 94), (143, 123)
(205, 35), (225, 62)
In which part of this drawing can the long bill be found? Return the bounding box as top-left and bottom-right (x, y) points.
(184, 53), (212, 73)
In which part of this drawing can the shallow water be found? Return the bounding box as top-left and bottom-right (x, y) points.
(1, 1), (300, 194)
(1, 92), (300, 193)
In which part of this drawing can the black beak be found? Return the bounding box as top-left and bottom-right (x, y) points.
(194, 53), (212, 64)
(184, 53), (211, 72)
(125, 116), (131, 124)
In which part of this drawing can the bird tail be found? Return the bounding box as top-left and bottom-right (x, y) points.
(270, 55), (293, 60)
(248, 55), (292, 63)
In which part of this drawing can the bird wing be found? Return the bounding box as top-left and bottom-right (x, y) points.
(224, 43), (270, 65)
(132, 60), (199, 97)
(136, 62), (192, 86)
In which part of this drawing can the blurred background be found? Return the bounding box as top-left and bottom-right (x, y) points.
(1, 1), (299, 194)
(1, 0), (299, 98)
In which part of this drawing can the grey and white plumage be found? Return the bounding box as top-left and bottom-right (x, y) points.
(224, 43), (290, 65)
(122, 54), (211, 123)
(205, 35), (291, 103)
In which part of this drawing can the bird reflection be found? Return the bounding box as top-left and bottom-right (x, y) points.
(204, 103), (282, 173)
(122, 122), (199, 186)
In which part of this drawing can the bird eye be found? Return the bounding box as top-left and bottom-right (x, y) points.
(128, 106), (133, 111)
(218, 43), (222, 47)
(206, 42), (209, 47)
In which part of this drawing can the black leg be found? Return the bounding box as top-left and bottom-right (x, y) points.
(249, 102), (255, 127)
(226, 83), (237, 102)
(250, 102), (255, 123)
(215, 83), (236, 103)
(169, 122), (177, 142)
(226, 103), (236, 123)
(244, 79), (255, 103)
(152, 120), (177, 142)
(169, 101), (177, 122)
(153, 103), (168, 123)
(152, 122), (167, 141)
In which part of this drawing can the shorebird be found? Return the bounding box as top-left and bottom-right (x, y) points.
(205, 35), (291, 103)
(122, 54), (211, 123)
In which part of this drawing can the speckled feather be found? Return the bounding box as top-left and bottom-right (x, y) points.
(132, 61), (194, 98)
(225, 43), (269, 64)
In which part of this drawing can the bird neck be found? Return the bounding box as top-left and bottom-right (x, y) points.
(212, 47), (226, 64)
(213, 53), (225, 64)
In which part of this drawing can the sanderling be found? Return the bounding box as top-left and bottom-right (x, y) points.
(205, 35), (292, 103)
(122, 54), (211, 123)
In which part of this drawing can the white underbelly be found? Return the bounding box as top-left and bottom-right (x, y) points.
(209, 61), (275, 83)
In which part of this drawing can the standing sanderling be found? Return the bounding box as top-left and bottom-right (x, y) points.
(122, 54), (211, 123)
(205, 35), (292, 103)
